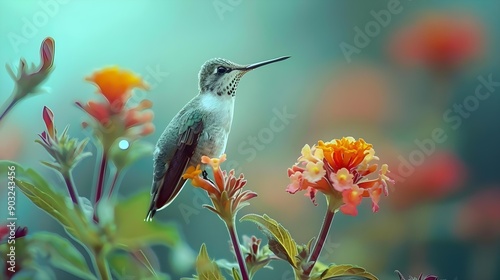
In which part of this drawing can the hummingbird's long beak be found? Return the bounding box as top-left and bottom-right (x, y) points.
(241, 56), (290, 71)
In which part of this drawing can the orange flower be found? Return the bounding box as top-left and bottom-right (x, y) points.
(76, 66), (154, 152)
(389, 11), (485, 72)
(183, 155), (257, 223)
(85, 66), (149, 110)
(287, 137), (394, 215)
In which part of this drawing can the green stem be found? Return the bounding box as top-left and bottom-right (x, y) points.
(303, 208), (336, 277)
(92, 248), (111, 280)
(106, 168), (122, 199)
(226, 222), (250, 280)
(61, 169), (83, 212)
(93, 152), (108, 222)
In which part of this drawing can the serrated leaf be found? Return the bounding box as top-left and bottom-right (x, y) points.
(311, 264), (378, 280)
(240, 214), (298, 268)
(29, 232), (96, 280)
(0, 161), (94, 243)
(114, 191), (180, 249)
(192, 244), (225, 280)
(232, 268), (242, 280)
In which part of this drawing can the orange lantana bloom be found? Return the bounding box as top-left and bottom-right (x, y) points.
(76, 66), (154, 151)
(85, 66), (149, 110)
(287, 137), (394, 216)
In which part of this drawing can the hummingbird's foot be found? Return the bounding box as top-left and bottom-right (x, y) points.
(202, 170), (215, 185)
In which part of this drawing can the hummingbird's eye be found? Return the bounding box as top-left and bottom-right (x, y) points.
(216, 66), (227, 74)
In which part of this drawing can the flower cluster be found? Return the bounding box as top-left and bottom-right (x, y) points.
(287, 137), (394, 216)
(182, 155), (257, 223)
(76, 66), (154, 152)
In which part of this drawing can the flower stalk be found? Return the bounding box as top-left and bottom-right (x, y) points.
(227, 222), (250, 280)
(61, 169), (82, 210)
(303, 208), (335, 277)
(94, 152), (108, 207)
(107, 168), (122, 199)
(182, 155), (257, 280)
(91, 247), (111, 280)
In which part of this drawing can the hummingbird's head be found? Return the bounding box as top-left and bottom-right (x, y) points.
(198, 56), (290, 97)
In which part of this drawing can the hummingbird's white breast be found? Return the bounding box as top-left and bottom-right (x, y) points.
(199, 93), (235, 132)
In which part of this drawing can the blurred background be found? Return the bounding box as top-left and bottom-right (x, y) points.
(1, 0), (500, 279)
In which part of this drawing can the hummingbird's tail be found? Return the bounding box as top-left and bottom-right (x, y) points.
(145, 175), (188, 221)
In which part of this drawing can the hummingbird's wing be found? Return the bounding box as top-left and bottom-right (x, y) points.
(146, 111), (204, 221)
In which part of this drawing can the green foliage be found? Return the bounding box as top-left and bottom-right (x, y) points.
(232, 268), (242, 280)
(0, 161), (98, 245)
(311, 264), (378, 280)
(0, 161), (182, 279)
(108, 251), (169, 280)
(182, 244), (226, 280)
(240, 214), (298, 269)
(28, 232), (97, 280)
(113, 191), (180, 249)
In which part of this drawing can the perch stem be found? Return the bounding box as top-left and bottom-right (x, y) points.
(227, 223), (250, 280)
(61, 169), (83, 211)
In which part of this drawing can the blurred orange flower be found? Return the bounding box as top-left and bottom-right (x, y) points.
(387, 150), (466, 210)
(389, 12), (485, 72)
(85, 66), (149, 111)
(287, 137), (394, 216)
(76, 66), (154, 152)
(456, 187), (500, 241)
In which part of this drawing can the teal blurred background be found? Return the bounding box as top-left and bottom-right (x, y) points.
(1, 0), (500, 279)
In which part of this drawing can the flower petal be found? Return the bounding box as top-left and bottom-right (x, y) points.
(42, 106), (55, 138)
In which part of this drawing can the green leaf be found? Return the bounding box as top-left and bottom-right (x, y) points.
(240, 214), (298, 268)
(311, 264), (378, 280)
(28, 232), (96, 280)
(192, 244), (225, 280)
(232, 268), (242, 280)
(108, 251), (169, 280)
(132, 249), (159, 277)
(11, 267), (55, 280)
(114, 191), (180, 249)
(0, 161), (95, 244)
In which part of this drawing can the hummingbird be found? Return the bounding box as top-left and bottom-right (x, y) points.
(146, 55), (290, 221)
